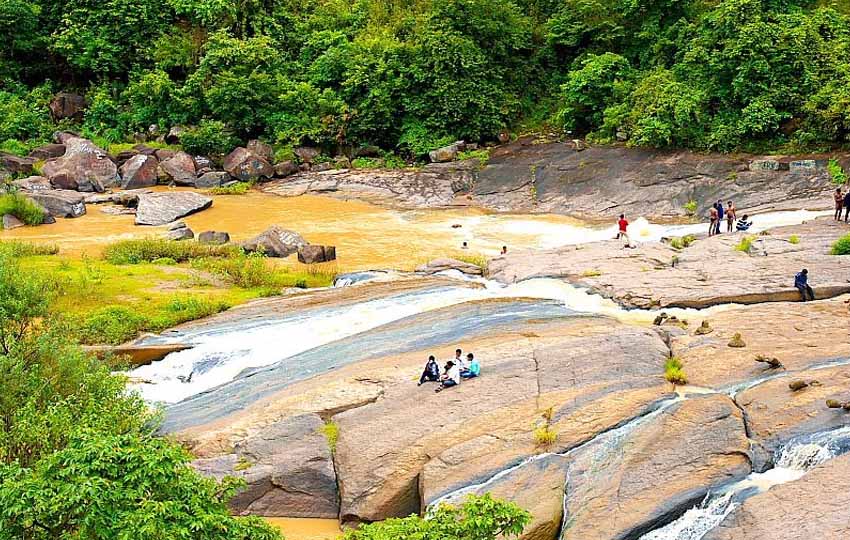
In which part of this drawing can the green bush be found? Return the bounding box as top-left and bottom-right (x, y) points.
(102, 239), (237, 264)
(0, 240), (58, 257)
(828, 159), (847, 185)
(670, 235), (696, 250)
(664, 357), (687, 388)
(180, 120), (238, 156)
(831, 233), (850, 255)
(321, 421), (339, 454)
(0, 193), (46, 226)
(734, 236), (755, 253)
(76, 306), (149, 345)
(210, 181), (250, 195)
(788, 235), (800, 245)
(684, 200), (698, 215)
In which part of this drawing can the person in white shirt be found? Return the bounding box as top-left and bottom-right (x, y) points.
(453, 348), (466, 370)
(435, 361), (461, 392)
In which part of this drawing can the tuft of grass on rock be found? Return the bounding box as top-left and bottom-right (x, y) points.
(533, 407), (558, 449)
(831, 233), (850, 255)
(233, 457), (254, 471)
(684, 200), (698, 216)
(734, 236), (755, 253)
(321, 421), (339, 454)
(728, 332), (747, 348)
(788, 235), (800, 245)
(664, 357), (687, 389)
(581, 269), (602, 277)
(0, 192), (46, 226)
(453, 253), (489, 273)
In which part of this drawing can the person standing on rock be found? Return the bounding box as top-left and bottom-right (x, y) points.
(709, 205), (719, 236)
(844, 190), (850, 222)
(725, 201), (736, 232)
(715, 200), (725, 235)
(617, 214), (630, 247)
(435, 360), (461, 392)
(418, 355), (441, 386)
(834, 188), (844, 221)
(794, 269), (815, 302)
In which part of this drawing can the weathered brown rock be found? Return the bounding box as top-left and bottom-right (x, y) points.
(165, 125), (187, 145)
(198, 231), (230, 245)
(154, 149), (176, 161)
(294, 146), (320, 163)
(120, 155), (159, 189)
(27, 144), (66, 160)
(560, 395), (751, 540)
(164, 221), (194, 241)
(49, 92), (87, 120)
(247, 140), (274, 162)
(736, 364), (850, 452)
(416, 257), (483, 276)
(274, 160), (298, 178)
(193, 414), (339, 518)
(12, 176), (52, 192)
(224, 147), (273, 182)
(0, 153), (36, 175)
(195, 171), (230, 189)
(704, 453), (850, 540)
(297, 245), (336, 264)
(157, 151), (197, 186)
(241, 226), (307, 257)
(429, 142), (462, 163)
(41, 136), (119, 192)
(26, 190), (86, 218)
(2, 214), (25, 229)
(135, 192), (212, 226)
(490, 220), (850, 308)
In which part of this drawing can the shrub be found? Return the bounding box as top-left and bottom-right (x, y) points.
(684, 200), (698, 215)
(76, 306), (149, 345)
(151, 257), (177, 265)
(533, 407), (558, 448)
(828, 159), (847, 185)
(457, 148), (490, 168)
(193, 251), (281, 289)
(831, 234), (850, 255)
(788, 235), (800, 245)
(581, 269), (602, 277)
(210, 182), (250, 195)
(734, 236), (755, 253)
(670, 235), (696, 250)
(321, 421), (339, 454)
(454, 253), (489, 273)
(180, 120), (238, 156)
(664, 357), (687, 389)
(0, 240), (58, 257)
(103, 239), (237, 264)
(0, 193), (46, 226)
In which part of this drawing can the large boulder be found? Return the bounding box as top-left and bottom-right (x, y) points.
(704, 453), (850, 540)
(26, 190), (86, 218)
(416, 257), (483, 276)
(49, 92), (87, 121)
(41, 136), (119, 192)
(241, 226), (307, 257)
(559, 394), (751, 540)
(274, 160), (298, 178)
(193, 414), (339, 518)
(429, 142), (463, 163)
(28, 144), (66, 160)
(135, 192), (212, 226)
(157, 151), (197, 186)
(297, 245), (336, 264)
(0, 153), (36, 176)
(224, 147), (274, 182)
(120, 155), (159, 189)
(247, 140), (274, 162)
(195, 171), (230, 189)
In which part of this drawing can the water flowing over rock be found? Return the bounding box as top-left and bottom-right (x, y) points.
(192, 414), (338, 518)
(224, 147), (274, 182)
(703, 453), (850, 540)
(241, 226), (307, 257)
(119, 154), (159, 189)
(26, 189), (86, 218)
(157, 151), (197, 186)
(416, 257), (484, 276)
(41, 136), (119, 192)
(134, 192), (212, 226)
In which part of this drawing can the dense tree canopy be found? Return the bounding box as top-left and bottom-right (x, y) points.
(1, 0), (850, 154)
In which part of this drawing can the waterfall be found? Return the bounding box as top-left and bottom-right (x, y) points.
(637, 425), (850, 540)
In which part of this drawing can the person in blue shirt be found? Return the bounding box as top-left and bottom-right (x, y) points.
(715, 200), (725, 235)
(794, 269), (815, 302)
(460, 353), (480, 379)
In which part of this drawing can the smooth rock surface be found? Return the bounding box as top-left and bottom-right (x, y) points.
(26, 190), (86, 218)
(241, 226), (307, 257)
(12, 176), (52, 192)
(135, 192), (212, 226)
(195, 171), (230, 188)
(416, 257), (483, 276)
(198, 231), (230, 245)
(2, 214), (25, 229)
(704, 453), (850, 540)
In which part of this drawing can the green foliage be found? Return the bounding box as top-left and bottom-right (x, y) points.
(828, 159), (848, 184)
(0, 240), (58, 257)
(343, 494), (530, 540)
(670, 234), (696, 250)
(102, 238), (237, 264)
(734, 235), (755, 253)
(0, 86), (53, 143)
(321, 421), (339, 454)
(533, 406), (558, 448)
(453, 253), (489, 273)
(210, 182), (250, 195)
(180, 120), (238, 155)
(831, 233), (850, 255)
(193, 251), (337, 289)
(664, 356), (687, 388)
(0, 193), (46, 226)
(788, 234), (800, 245)
(457, 148), (491, 167)
(684, 200), (698, 215)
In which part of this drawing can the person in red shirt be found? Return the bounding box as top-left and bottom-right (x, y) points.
(617, 214), (630, 247)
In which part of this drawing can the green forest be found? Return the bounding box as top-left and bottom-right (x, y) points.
(3, 0), (850, 155)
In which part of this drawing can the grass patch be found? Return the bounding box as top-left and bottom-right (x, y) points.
(193, 251), (337, 290)
(831, 233), (850, 255)
(209, 182), (250, 195)
(233, 457), (253, 471)
(683, 200), (697, 216)
(457, 148), (490, 168)
(103, 238), (238, 264)
(453, 253), (488, 273)
(0, 240), (58, 257)
(670, 234), (696, 250)
(734, 235), (755, 253)
(664, 357), (687, 389)
(828, 158), (847, 185)
(581, 269), (602, 277)
(788, 235), (800, 245)
(533, 407), (558, 449)
(0, 192), (46, 226)
(321, 421), (339, 454)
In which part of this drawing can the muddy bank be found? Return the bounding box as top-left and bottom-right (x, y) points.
(262, 141), (840, 220)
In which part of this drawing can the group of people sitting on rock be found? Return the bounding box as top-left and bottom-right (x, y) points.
(418, 348), (481, 392)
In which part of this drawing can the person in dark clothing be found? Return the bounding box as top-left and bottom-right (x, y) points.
(794, 269), (815, 302)
(418, 355), (441, 385)
(715, 200), (724, 234)
(844, 191), (850, 222)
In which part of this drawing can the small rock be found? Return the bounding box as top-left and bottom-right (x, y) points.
(165, 222), (194, 241)
(195, 171), (231, 189)
(165, 126), (187, 145)
(312, 162), (333, 172)
(0, 153), (37, 176)
(754, 354), (783, 369)
(788, 380), (809, 392)
(428, 143), (460, 163)
(498, 131), (511, 143)
(167, 220), (188, 231)
(728, 333), (746, 348)
(694, 320), (713, 335)
(49, 92), (87, 121)
(749, 159), (781, 172)
(297, 245), (337, 264)
(154, 148), (176, 161)
(653, 313), (669, 326)
(241, 226), (307, 257)
(133, 144), (158, 156)
(193, 155), (214, 172)
(294, 146), (320, 163)
(354, 145), (381, 158)
(274, 160), (298, 178)
(198, 231), (230, 245)
(334, 155), (351, 169)
(2, 214), (25, 229)
(825, 399), (850, 411)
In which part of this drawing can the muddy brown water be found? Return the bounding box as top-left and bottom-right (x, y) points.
(0, 189), (593, 271)
(264, 517), (341, 540)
